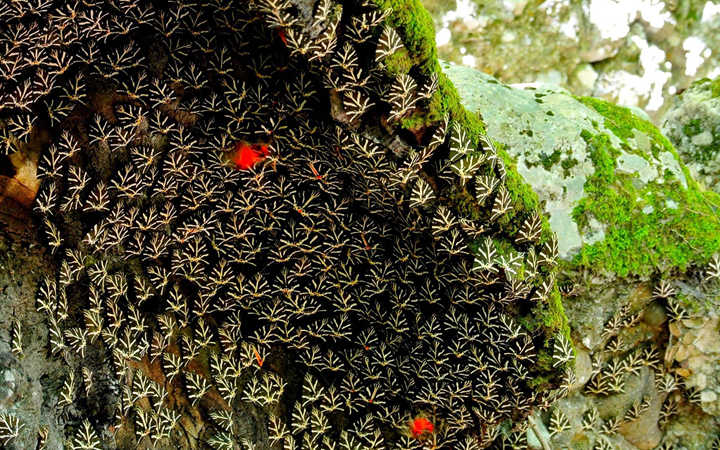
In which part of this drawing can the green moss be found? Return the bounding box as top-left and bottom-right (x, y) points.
(573, 97), (720, 276)
(683, 118), (703, 137)
(383, 48), (414, 75)
(711, 77), (720, 98)
(576, 96), (676, 157)
(447, 185), (482, 221)
(538, 149), (561, 170)
(525, 287), (572, 343)
(371, 0), (438, 73)
(498, 146), (541, 215)
(571, 130), (720, 277)
(561, 156), (578, 176)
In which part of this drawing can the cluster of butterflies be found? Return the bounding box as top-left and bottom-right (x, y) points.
(0, 0), (568, 448)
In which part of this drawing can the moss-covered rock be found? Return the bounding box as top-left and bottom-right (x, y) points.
(662, 76), (720, 194)
(445, 62), (720, 278)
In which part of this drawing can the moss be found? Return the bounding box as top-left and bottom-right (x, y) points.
(571, 129), (720, 277)
(383, 48), (414, 75)
(683, 118), (703, 137)
(447, 185), (482, 221)
(711, 77), (720, 98)
(498, 146), (542, 215)
(571, 97), (720, 276)
(576, 96), (676, 158)
(371, 0), (438, 73)
(538, 149), (561, 170)
(561, 156), (578, 176)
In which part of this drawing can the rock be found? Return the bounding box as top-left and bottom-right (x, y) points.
(443, 62), (713, 276)
(426, 0), (720, 119)
(701, 390), (717, 403)
(667, 315), (720, 416)
(662, 76), (720, 193)
(446, 61), (720, 448)
(526, 412), (552, 450)
(571, 347), (594, 391)
(573, 63), (600, 93)
(616, 368), (663, 449)
(0, 225), (67, 450)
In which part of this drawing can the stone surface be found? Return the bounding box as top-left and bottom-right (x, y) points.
(0, 225), (66, 449)
(662, 76), (720, 193)
(443, 62), (690, 262)
(667, 314), (720, 416)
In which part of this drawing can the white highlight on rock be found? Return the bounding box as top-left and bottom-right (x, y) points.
(558, 13), (579, 39)
(462, 54), (477, 67)
(440, 0), (478, 25)
(638, 39), (671, 111)
(575, 64), (599, 90)
(596, 36), (670, 111)
(638, 0), (674, 29)
(585, 0), (673, 41)
(435, 0), (486, 67)
(436, 28), (451, 47)
(702, 1), (720, 22)
(683, 36), (708, 76)
(585, 0), (631, 40)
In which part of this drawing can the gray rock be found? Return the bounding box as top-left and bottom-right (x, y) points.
(662, 76), (720, 193)
(443, 62), (689, 262)
(0, 224), (67, 450)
